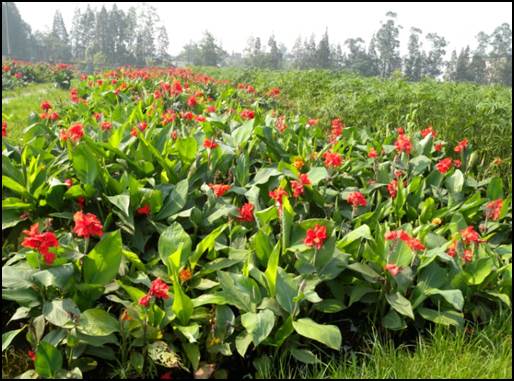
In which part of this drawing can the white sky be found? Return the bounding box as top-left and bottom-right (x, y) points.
(15, 2), (513, 57)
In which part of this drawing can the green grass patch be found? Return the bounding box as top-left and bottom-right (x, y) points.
(2, 82), (76, 145)
(255, 311), (512, 379)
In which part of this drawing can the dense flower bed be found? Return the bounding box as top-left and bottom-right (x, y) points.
(2, 66), (512, 378)
(2, 59), (74, 90)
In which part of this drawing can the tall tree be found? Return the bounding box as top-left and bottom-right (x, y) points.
(489, 23), (512, 86)
(2, 2), (33, 59)
(317, 29), (331, 68)
(375, 11), (402, 77)
(423, 33), (448, 78)
(198, 31), (226, 66)
(267, 34), (283, 69)
(455, 46), (472, 82)
(404, 27), (424, 81)
(468, 31), (489, 84)
(156, 26), (170, 64)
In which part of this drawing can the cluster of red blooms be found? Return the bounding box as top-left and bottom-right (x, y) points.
(329, 118), (344, 143)
(203, 138), (218, 149)
(241, 109), (255, 120)
(130, 121), (148, 137)
(307, 118), (318, 127)
(304, 224), (328, 250)
(394, 132), (412, 155)
(269, 187), (288, 207)
(187, 95), (198, 107)
(60, 123), (84, 143)
(21, 223), (59, 265)
(73, 211), (104, 238)
(347, 191), (367, 208)
(206, 105), (216, 113)
(485, 199), (503, 221)
(268, 87), (281, 97)
(454, 138), (468, 153)
(2, 121), (6, 137)
(368, 147), (378, 159)
(100, 121), (112, 131)
(323, 151), (342, 168)
(447, 225), (485, 263)
(435, 157), (453, 174)
(384, 263), (401, 277)
(385, 230), (426, 252)
(137, 204), (151, 216)
(276, 115), (287, 133)
(290, 174), (311, 198)
(161, 110), (177, 126)
(237, 202), (255, 222)
(387, 179), (398, 198)
(70, 88), (80, 103)
(420, 125), (437, 138)
(208, 184), (231, 197)
(138, 278), (170, 307)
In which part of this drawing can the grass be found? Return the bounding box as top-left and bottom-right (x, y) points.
(255, 311), (512, 379)
(2, 82), (77, 144)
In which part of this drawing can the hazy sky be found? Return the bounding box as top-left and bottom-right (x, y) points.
(15, 2), (512, 57)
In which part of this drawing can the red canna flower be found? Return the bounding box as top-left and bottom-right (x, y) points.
(73, 211), (103, 238)
(463, 249), (473, 263)
(171, 130), (178, 140)
(268, 87), (281, 97)
(385, 230), (411, 242)
(195, 115), (206, 122)
(149, 278), (169, 299)
(181, 111), (195, 120)
(454, 138), (468, 153)
(394, 134), (412, 155)
(435, 157), (453, 174)
(49, 112), (59, 121)
(206, 105), (216, 113)
(246, 85), (255, 93)
(276, 115), (287, 133)
(293, 158), (305, 169)
(64, 179), (73, 188)
(269, 187), (288, 206)
(171, 80), (183, 95)
(100, 121), (112, 131)
(347, 191), (367, 208)
(27, 351), (36, 361)
(2, 121), (6, 137)
(330, 118), (344, 142)
(238, 202), (254, 222)
(307, 118), (318, 126)
(406, 237), (425, 251)
(396, 127), (405, 135)
(453, 159), (462, 168)
(368, 147), (378, 158)
(203, 138), (218, 149)
(179, 268), (193, 282)
(323, 151), (342, 168)
(420, 126), (437, 138)
(304, 224), (328, 250)
(290, 180), (304, 198)
(387, 179), (398, 198)
(94, 112), (102, 121)
(154, 89), (162, 99)
(40, 100), (52, 111)
(138, 294), (151, 307)
(76, 196), (86, 209)
(447, 240), (457, 257)
(241, 109), (255, 120)
(137, 204), (151, 216)
(208, 184), (231, 197)
(15, 72), (23, 79)
(460, 226), (481, 245)
(485, 199), (503, 221)
(434, 142), (444, 152)
(299, 173), (311, 185)
(68, 123), (84, 142)
(187, 95), (197, 107)
(384, 263), (401, 277)
(21, 223), (59, 265)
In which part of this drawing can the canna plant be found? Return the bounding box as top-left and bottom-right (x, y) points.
(2, 66), (512, 378)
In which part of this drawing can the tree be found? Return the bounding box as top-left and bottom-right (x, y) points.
(445, 50), (458, 81)
(468, 31), (489, 84)
(423, 33), (448, 79)
(2, 2), (33, 59)
(268, 35), (283, 69)
(317, 29), (331, 68)
(198, 31), (226, 66)
(489, 23), (512, 86)
(455, 46), (472, 82)
(156, 26), (171, 64)
(375, 11), (402, 77)
(404, 27), (423, 81)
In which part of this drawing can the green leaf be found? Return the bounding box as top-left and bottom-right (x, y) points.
(235, 332), (253, 357)
(292, 318), (342, 350)
(83, 231), (122, 285)
(385, 292), (414, 320)
(264, 242), (281, 296)
(346, 262), (382, 283)
(487, 177), (503, 200)
(172, 275), (194, 325)
(418, 307), (464, 327)
(43, 299), (80, 329)
(445, 169), (464, 193)
(155, 179), (189, 220)
(275, 269), (299, 314)
(190, 224), (228, 271)
(158, 223), (192, 272)
(306, 167), (329, 185)
(77, 309), (119, 336)
(425, 288), (464, 311)
(252, 168), (281, 185)
(35, 341), (63, 378)
(290, 348), (321, 364)
(72, 143), (99, 185)
(232, 120), (254, 147)
(217, 271), (261, 312)
(106, 194), (130, 217)
(176, 136), (198, 163)
(2, 326), (26, 352)
(2, 176), (27, 195)
(337, 225), (372, 249)
(32, 264), (75, 289)
(241, 309), (276, 347)
(183, 343), (200, 370)
(382, 310), (407, 330)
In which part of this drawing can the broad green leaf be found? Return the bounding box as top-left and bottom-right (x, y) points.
(232, 120), (254, 147)
(2, 326), (26, 352)
(241, 309), (275, 347)
(252, 168), (281, 185)
(176, 136), (198, 163)
(425, 288), (464, 311)
(217, 271), (261, 312)
(382, 309), (407, 330)
(83, 231), (122, 285)
(290, 348), (321, 364)
(275, 269), (299, 314)
(158, 223), (192, 271)
(190, 223), (228, 271)
(385, 292), (414, 320)
(172, 274), (194, 325)
(487, 177), (503, 200)
(35, 341), (63, 378)
(43, 299), (80, 329)
(77, 309), (119, 336)
(264, 242), (281, 296)
(418, 307), (464, 327)
(445, 169), (464, 193)
(307, 167), (329, 185)
(292, 318), (342, 350)
(32, 264), (75, 289)
(72, 143), (99, 185)
(337, 225), (372, 249)
(183, 343), (200, 370)
(155, 179), (189, 220)
(106, 194), (130, 217)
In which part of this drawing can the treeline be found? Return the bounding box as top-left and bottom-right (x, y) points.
(2, 2), (171, 67)
(2, 4), (511, 86)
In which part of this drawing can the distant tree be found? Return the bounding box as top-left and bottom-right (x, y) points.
(2, 2), (33, 59)
(468, 31), (489, 84)
(199, 31), (226, 66)
(445, 50), (458, 81)
(375, 11), (402, 77)
(423, 33), (448, 78)
(156, 26), (171, 64)
(489, 23), (512, 86)
(316, 29), (331, 68)
(455, 46), (473, 82)
(267, 35), (283, 69)
(404, 27), (423, 81)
